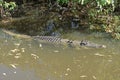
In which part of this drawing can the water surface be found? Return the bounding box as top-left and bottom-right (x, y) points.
(0, 29), (120, 80)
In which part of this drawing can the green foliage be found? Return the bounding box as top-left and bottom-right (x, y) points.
(0, 0), (16, 19)
(56, 0), (120, 39)
(8, 2), (17, 10)
(0, 0), (16, 11)
(89, 11), (120, 39)
(0, 0), (3, 6)
(57, 0), (115, 8)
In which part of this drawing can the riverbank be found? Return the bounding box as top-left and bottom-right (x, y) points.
(0, 2), (119, 39)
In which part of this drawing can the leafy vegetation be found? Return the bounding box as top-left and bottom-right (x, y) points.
(0, 0), (120, 39)
(0, 0), (16, 19)
(57, 0), (115, 8)
(56, 0), (120, 39)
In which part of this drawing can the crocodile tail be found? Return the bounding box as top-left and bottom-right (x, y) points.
(33, 36), (61, 43)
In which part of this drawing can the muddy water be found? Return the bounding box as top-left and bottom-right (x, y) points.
(0, 29), (120, 80)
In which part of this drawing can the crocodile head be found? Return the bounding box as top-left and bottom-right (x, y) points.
(80, 40), (106, 48)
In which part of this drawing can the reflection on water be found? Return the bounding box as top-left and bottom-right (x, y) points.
(0, 29), (120, 80)
(0, 64), (40, 80)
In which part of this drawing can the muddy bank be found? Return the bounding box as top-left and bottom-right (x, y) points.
(0, 2), (88, 36)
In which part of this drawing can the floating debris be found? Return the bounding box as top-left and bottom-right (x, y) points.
(14, 55), (21, 59)
(65, 73), (68, 76)
(94, 53), (105, 57)
(108, 59), (112, 62)
(80, 75), (87, 78)
(31, 54), (39, 59)
(16, 53), (21, 56)
(54, 50), (59, 53)
(10, 64), (17, 69)
(39, 44), (42, 48)
(14, 43), (20, 46)
(14, 53), (21, 58)
(21, 48), (25, 52)
(14, 71), (17, 74)
(8, 52), (13, 55)
(11, 49), (19, 53)
(66, 68), (71, 71)
(93, 75), (97, 79)
(3, 73), (7, 76)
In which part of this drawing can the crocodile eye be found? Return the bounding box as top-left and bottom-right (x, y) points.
(80, 42), (86, 46)
(67, 40), (73, 43)
(80, 40), (88, 46)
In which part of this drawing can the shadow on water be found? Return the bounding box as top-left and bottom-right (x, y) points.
(0, 29), (120, 80)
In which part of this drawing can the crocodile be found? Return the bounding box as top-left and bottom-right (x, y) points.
(33, 36), (106, 48)
(2, 29), (106, 48)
